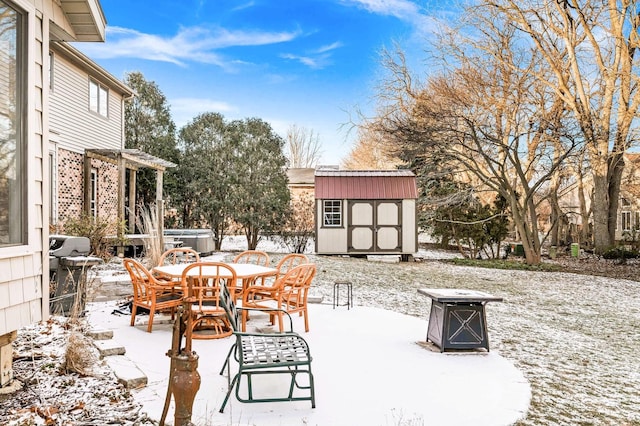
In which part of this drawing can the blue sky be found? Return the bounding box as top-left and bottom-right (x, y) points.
(76, 0), (457, 165)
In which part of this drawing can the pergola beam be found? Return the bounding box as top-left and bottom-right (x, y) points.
(84, 149), (176, 255)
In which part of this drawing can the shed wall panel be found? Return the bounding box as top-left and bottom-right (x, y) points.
(402, 199), (417, 252)
(315, 199), (348, 253)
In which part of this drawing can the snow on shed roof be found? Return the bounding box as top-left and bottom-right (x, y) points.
(315, 169), (417, 199)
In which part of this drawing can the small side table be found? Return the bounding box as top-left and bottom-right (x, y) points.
(418, 288), (503, 352)
(333, 281), (353, 309)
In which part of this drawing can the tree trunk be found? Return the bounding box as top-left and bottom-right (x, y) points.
(213, 227), (223, 251)
(607, 153), (625, 247)
(592, 172), (610, 253)
(576, 166), (590, 247)
(549, 193), (560, 247)
(548, 145), (564, 247)
(245, 226), (259, 250)
(510, 195), (542, 265)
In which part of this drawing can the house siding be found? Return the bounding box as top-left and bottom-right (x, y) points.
(0, 0), (47, 337)
(49, 48), (124, 153)
(1, 0), (107, 387)
(48, 42), (131, 231)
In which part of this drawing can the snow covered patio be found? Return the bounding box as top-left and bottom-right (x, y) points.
(86, 299), (530, 426)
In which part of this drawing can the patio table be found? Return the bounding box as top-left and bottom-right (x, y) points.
(418, 288), (503, 352)
(153, 262), (277, 298)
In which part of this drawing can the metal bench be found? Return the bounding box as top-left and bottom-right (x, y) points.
(218, 282), (316, 412)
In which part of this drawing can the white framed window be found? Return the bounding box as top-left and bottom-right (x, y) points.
(49, 150), (57, 224)
(621, 211), (631, 231)
(0, 0), (26, 247)
(90, 168), (98, 218)
(48, 51), (54, 90)
(89, 79), (108, 117)
(323, 200), (342, 227)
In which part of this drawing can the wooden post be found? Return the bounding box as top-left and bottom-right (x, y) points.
(117, 155), (127, 257)
(128, 169), (136, 234)
(156, 170), (164, 250)
(0, 331), (17, 387)
(83, 154), (91, 216)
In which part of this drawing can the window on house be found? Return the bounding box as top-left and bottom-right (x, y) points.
(323, 200), (342, 227)
(89, 79), (108, 117)
(621, 211), (631, 231)
(635, 212), (640, 230)
(0, 1), (26, 247)
(49, 51), (53, 90)
(49, 151), (57, 225)
(90, 168), (98, 218)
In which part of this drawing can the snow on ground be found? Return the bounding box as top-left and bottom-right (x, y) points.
(247, 236), (640, 425)
(3, 235), (640, 425)
(86, 300), (529, 426)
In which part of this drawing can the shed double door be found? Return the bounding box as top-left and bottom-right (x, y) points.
(347, 200), (402, 253)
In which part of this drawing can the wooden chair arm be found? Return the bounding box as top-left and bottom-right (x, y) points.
(244, 284), (279, 295)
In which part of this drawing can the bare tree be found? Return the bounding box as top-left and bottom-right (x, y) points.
(368, 12), (580, 264)
(285, 125), (322, 168)
(486, 0), (640, 253)
(342, 125), (401, 170)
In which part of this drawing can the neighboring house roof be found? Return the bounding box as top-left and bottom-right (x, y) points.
(50, 42), (134, 97)
(315, 169), (417, 199)
(287, 168), (316, 186)
(51, 0), (106, 42)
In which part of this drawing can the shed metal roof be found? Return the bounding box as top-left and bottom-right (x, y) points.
(315, 170), (417, 199)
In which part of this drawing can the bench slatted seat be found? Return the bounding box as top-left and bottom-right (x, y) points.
(218, 282), (315, 412)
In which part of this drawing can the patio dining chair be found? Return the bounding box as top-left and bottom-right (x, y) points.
(242, 263), (316, 332)
(231, 250), (270, 299)
(255, 252), (309, 290)
(274, 253), (309, 280)
(155, 247), (201, 283)
(159, 247), (200, 265)
(232, 250), (270, 266)
(181, 262), (237, 340)
(123, 258), (183, 333)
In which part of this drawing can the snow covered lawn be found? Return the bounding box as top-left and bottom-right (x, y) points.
(3, 236), (639, 425)
(299, 253), (640, 425)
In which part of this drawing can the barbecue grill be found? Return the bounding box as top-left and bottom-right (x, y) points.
(49, 235), (101, 315)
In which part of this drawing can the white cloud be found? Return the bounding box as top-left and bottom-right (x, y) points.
(340, 0), (419, 20)
(315, 41), (344, 54)
(78, 25), (303, 69)
(340, 0), (443, 36)
(280, 41), (344, 69)
(280, 53), (323, 68)
(231, 1), (255, 12)
(170, 97), (237, 127)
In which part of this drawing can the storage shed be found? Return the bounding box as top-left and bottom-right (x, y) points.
(314, 170), (418, 258)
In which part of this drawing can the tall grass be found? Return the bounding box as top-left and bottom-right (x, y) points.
(137, 204), (163, 267)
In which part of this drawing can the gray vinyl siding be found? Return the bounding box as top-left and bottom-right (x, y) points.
(49, 52), (123, 153)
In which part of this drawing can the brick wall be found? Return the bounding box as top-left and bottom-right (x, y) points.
(56, 148), (119, 233)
